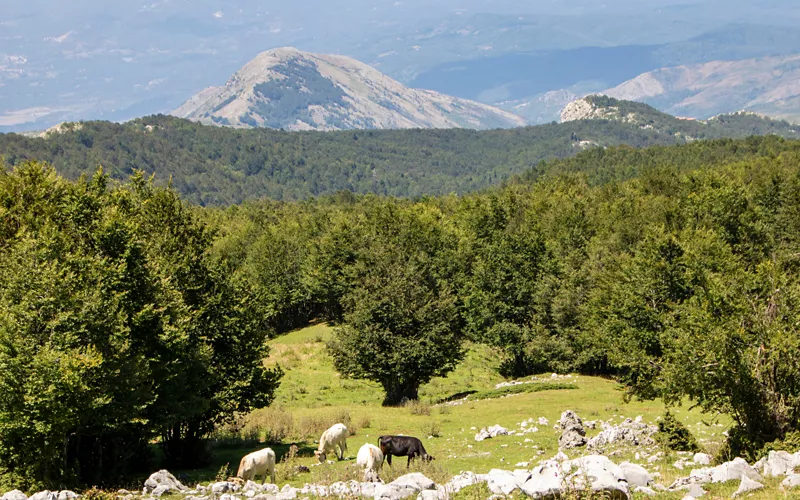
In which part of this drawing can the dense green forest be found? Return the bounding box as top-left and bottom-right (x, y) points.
(1, 101), (798, 205)
(4, 135), (800, 488)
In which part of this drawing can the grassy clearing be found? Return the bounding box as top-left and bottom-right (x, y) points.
(169, 323), (796, 498)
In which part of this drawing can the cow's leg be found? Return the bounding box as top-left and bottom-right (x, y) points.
(271, 468), (276, 485)
(387, 454), (392, 466)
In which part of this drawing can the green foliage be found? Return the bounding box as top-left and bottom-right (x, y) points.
(655, 411), (700, 452)
(1, 113), (798, 205)
(0, 162), (282, 489)
(325, 203), (465, 405)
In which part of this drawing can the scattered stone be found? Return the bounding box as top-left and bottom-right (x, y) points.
(415, 491), (439, 500)
(586, 418), (657, 451)
(475, 425), (510, 442)
(686, 483), (706, 497)
(732, 476), (763, 498)
(144, 470), (188, 494)
(538, 417), (549, 426)
(693, 453), (712, 466)
(647, 453), (663, 464)
(2, 491), (27, 500)
(558, 410), (587, 449)
(262, 485), (279, 495)
(56, 492), (77, 500)
(515, 461), (530, 467)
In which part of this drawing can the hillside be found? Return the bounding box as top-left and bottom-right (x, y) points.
(603, 54), (800, 122)
(2, 102), (800, 205)
(171, 47), (526, 131)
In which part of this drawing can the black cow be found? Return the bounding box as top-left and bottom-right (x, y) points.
(378, 435), (434, 467)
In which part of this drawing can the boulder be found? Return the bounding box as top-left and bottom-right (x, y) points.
(587, 418), (657, 451)
(710, 458), (763, 483)
(565, 455), (630, 499)
(2, 491), (27, 500)
(486, 469), (517, 495)
(211, 482), (236, 495)
(693, 453), (712, 466)
(782, 474), (800, 489)
(243, 481), (262, 493)
(262, 485), (279, 495)
(475, 425), (510, 442)
(686, 484), (706, 497)
(760, 450), (794, 477)
(732, 476), (763, 498)
(513, 469), (532, 487)
(56, 492), (77, 500)
(144, 470), (188, 494)
(151, 486), (171, 497)
(391, 473), (435, 492)
(520, 462), (564, 498)
(275, 485), (297, 500)
(415, 491), (439, 500)
(442, 472), (482, 494)
(358, 482), (378, 497)
(29, 492), (56, 500)
(619, 462), (652, 488)
(558, 411), (587, 449)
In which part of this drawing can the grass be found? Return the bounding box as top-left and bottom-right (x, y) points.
(163, 323), (796, 499)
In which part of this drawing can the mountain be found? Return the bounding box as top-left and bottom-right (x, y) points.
(560, 95), (800, 138)
(171, 48), (526, 131)
(2, 99), (799, 205)
(602, 54), (800, 122)
(4, 2), (800, 133)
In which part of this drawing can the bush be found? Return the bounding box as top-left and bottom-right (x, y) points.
(655, 411), (700, 452)
(243, 407), (295, 444)
(406, 400), (431, 416)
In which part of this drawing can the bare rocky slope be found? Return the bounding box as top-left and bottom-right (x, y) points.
(601, 54), (800, 122)
(172, 47), (526, 131)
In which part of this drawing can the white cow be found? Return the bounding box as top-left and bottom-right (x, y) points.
(356, 443), (383, 482)
(315, 423), (349, 462)
(236, 447), (276, 484)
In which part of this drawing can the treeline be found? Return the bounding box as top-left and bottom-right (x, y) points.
(202, 135), (800, 457)
(0, 164), (282, 491)
(0, 105), (797, 205)
(4, 135), (800, 489)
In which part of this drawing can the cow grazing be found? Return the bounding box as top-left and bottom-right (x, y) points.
(356, 443), (384, 481)
(378, 435), (434, 467)
(236, 447), (276, 484)
(315, 423), (349, 462)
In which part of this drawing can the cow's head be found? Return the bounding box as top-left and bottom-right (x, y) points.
(314, 450), (326, 463)
(422, 454), (435, 462)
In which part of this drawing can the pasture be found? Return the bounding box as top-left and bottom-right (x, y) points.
(175, 324), (796, 499)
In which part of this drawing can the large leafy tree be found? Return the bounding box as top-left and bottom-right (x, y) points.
(0, 162), (281, 490)
(326, 203), (464, 405)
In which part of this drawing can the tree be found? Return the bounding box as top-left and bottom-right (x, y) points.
(326, 204), (464, 405)
(0, 162), (282, 489)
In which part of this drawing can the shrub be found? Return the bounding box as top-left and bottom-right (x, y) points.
(243, 407), (295, 444)
(656, 411), (700, 452)
(357, 416), (372, 429)
(406, 400), (431, 416)
(420, 420), (441, 438)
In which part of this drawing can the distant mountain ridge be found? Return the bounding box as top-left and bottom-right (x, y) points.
(3, 98), (799, 205)
(172, 47), (526, 131)
(602, 54), (800, 122)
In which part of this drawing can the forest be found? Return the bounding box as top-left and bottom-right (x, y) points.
(3, 134), (800, 489)
(0, 101), (798, 205)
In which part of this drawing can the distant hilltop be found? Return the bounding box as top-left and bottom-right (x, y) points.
(172, 47), (526, 131)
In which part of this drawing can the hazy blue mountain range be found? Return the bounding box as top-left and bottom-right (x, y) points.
(3, 0), (800, 132)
